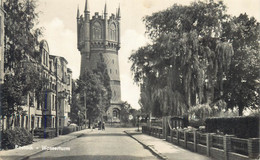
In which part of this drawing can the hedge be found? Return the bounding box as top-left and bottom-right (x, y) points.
(205, 116), (259, 138)
(1, 127), (33, 149)
(62, 126), (76, 135)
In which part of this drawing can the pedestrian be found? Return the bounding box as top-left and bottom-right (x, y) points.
(102, 122), (105, 130)
(98, 121), (101, 130)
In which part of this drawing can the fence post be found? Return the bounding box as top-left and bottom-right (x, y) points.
(248, 138), (260, 159)
(177, 130), (179, 145)
(193, 130), (197, 152)
(184, 131), (187, 148)
(170, 129), (173, 143)
(223, 135), (234, 160)
(206, 133), (211, 157)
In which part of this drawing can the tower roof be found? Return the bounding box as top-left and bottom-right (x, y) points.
(77, 5), (80, 18)
(84, 0), (89, 13)
(117, 4), (121, 19)
(104, 2), (107, 14)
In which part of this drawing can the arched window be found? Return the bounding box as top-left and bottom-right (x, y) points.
(93, 22), (102, 39)
(113, 110), (117, 118)
(109, 23), (116, 41)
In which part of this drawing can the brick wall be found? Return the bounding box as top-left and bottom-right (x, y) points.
(143, 126), (259, 160)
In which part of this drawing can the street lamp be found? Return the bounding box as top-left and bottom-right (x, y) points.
(137, 115), (142, 132)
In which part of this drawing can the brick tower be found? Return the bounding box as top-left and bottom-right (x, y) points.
(77, 0), (122, 123)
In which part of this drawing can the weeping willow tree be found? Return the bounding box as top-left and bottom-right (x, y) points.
(130, 0), (237, 117)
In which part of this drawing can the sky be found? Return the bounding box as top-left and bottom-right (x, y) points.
(36, 0), (260, 109)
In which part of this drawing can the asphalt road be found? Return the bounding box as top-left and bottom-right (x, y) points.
(28, 127), (159, 160)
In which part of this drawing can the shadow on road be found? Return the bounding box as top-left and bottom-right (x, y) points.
(27, 155), (156, 160)
(79, 133), (127, 137)
(126, 132), (143, 136)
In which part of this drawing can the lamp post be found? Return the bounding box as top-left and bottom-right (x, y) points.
(137, 115), (142, 132)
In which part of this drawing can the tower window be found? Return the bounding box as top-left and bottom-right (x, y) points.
(109, 23), (116, 41)
(93, 22), (102, 39)
(112, 59), (114, 64)
(116, 70), (117, 74)
(110, 69), (112, 74)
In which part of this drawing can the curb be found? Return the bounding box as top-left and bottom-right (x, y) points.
(19, 132), (85, 160)
(124, 131), (167, 160)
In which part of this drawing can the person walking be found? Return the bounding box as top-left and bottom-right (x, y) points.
(102, 122), (105, 130)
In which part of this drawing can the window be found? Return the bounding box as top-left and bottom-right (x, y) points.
(110, 69), (112, 74)
(59, 118), (61, 126)
(116, 70), (117, 74)
(93, 22), (102, 39)
(52, 118), (55, 128)
(113, 110), (117, 118)
(37, 117), (40, 128)
(109, 23), (116, 41)
(52, 95), (55, 110)
(112, 59), (114, 64)
(67, 75), (70, 85)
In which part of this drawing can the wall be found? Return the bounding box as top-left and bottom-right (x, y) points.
(142, 126), (260, 160)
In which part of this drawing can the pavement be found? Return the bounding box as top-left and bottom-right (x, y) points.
(124, 130), (212, 160)
(0, 128), (212, 160)
(0, 129), (91, 160)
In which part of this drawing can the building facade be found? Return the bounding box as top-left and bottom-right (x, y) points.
(0, 40), (72, 131)
(77, 0), (122, 122)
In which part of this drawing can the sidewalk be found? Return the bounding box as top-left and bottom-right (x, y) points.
(0, 129), (91, 160)
(125, 130), (212, 160)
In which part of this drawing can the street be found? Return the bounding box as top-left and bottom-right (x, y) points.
(28, 128), (159, 160)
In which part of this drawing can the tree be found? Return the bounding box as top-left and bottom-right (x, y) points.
(130, 1), (259, 118)
(4, 0), (42, 70)
(130, 0), (233, 117)
(1, 61), (48, 128)
(222, 14), (260, 115)
(119, 101), (132, 123)
(1, 0), (45, 128)
(76, 61), (111, 127)
(93, 60), (112, 112)
(69, 80), (85, 124)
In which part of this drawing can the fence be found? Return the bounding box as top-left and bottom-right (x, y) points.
(142, 125), (260, 160)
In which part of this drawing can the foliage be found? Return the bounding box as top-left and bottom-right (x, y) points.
(119, 102), (132, 123)
(222, 14), (260, 115)
(62, 126), (76, 135)
(93, 61), (112, 112)
(4, 0), (43, 70)
(1, 127), (33, 149)
(1, 62), (48, 121)
(2, 0), (45, 126)
(69, 80), (85, 124)
(75, 60), (111, 124)
(205, 116), (259, 138)
(130, 0), (259, 117)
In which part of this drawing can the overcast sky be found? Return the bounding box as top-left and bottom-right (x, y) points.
(37, 0), (260, 109)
